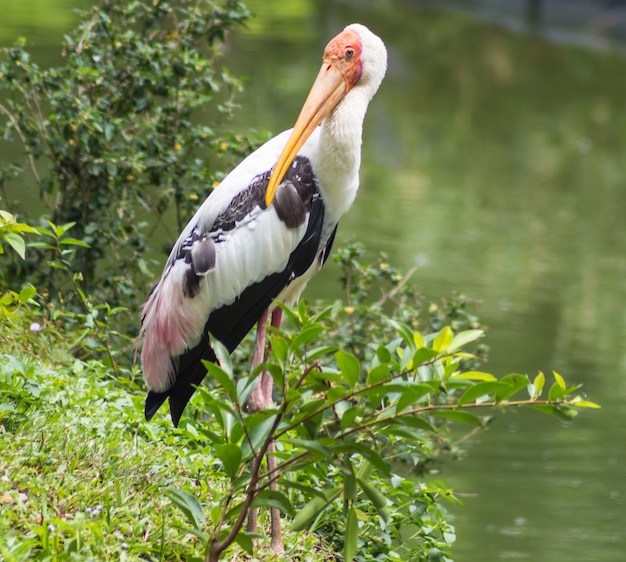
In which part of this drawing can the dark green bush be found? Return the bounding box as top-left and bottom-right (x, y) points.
(0, 0), (255, 317)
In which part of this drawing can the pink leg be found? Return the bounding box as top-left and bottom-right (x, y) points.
(245, 308), (284, 553)
(267, 309), (283, 554)
(247, 309), (269, 413)
(263, 308), (283, 403)
(246, 308), (268, 534)
(248, 308), (283, 411)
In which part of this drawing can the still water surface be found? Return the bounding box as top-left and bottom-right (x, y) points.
(227, 6), (626, 560)
(2, 2), (625, 560)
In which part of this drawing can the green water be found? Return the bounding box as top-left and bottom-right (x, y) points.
(226, 9), (626, 558)
(2, 1), (625, 560)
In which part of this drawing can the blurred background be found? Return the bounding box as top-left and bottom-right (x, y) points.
(2, 1), (625, 560)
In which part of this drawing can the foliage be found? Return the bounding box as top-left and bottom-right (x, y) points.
(0, 3), (599, 560)
(0, 349), (327, 561)
(331, 244), (488, 368)
(0, 210), (38, 260)
(0, 238), (598, 560)
(0, 0), (255, 312)
(168, 300), (596, 562)
(0, 215), (132, 372)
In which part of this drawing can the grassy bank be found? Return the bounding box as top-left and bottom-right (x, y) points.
(0, 349), (323, 560)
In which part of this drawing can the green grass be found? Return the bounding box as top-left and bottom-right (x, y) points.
(0, 350), (325, 561)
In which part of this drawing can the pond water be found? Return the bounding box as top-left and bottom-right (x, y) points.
(2, 1), (626, 561)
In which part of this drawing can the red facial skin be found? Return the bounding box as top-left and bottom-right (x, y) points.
(323, 29), (363, 92)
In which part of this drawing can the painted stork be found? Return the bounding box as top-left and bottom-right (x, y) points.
(139, 23), (387, 426)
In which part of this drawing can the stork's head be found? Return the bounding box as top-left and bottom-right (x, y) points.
(265, 24), (387, 207)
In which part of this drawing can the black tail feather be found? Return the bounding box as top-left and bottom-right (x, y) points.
(144, 179), (327, 426)
(145, 390), (169, 421)
(167, 344), (218, 427)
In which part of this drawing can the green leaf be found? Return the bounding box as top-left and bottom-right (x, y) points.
(291, 486), (341, 531)
(210, 336), (233, 377)
(376, 344), (391, 364)
(548, 381), (566, 402)
(432, 326), (454, 352)
(357, 478), (389, 521)
(104, 123), (115, 141)
(18, 285), (37, 302)
(570, 399), (601, 409)
(389, 320), (416, 349)
(311, 303), (338, 324)
(533, 372), (545, 397)
(287, 438), (332, 460)
(553, 370), (566, 389)
(531, 404), (557, 416)
(395, 383), (435, 413)
(344, 505), (358, 562)
(59, 237), (90, 248)
(531, 404), (572, 419)
(339, 405), (363, 429)
(457, 382), (510, 406)
(330, 442), (390, 478)
(447, 329), (484, 352)
(343, 461), (357, 501)
(276, 301), (301, 330)
(413, 331), (425, 349)
(411, 347), (440, 367)
(251, 489), (294, 517)
(335, 351), (360, 388)
(495, 374), (529, 401)
(328, 386), (349, 402)
(392, 414), (435, 433)
(399, 343), (415, 370)
(367, 363), (391, 385)
(242, 413), (277, 458)
(234, 532), (254, 555)
(164, 487), (205, 531)
(305, 345), (338, 361)
(203, 360), (237, 402)
(2, 232), (26, 259)
(279, 480), (327, 499)
(46, 220), (73, 238)
(432, 410), (484, 427)
(213, 443), (242, 480)
(451, 371), (497, 382)
(292, 323), (323, 350)
(237, 373), (260, 408)
(48, 260), (67, 270)
(270, 336), (288, 364)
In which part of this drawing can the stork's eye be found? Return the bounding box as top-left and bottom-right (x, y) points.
(346, 47), (354, 58)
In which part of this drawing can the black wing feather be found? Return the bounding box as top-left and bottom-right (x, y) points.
(146, 157), (326, 426)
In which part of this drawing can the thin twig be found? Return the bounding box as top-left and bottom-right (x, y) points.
(207, 408), (283, 562)
(0, 103), (42, 187)
(376, 264), (418, 307)
(337, 398), (565, 441)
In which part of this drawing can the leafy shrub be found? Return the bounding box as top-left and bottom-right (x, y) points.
(0, 0), (254, 317)
(169, 300), (595, 561)
(0, 4), (599, 561)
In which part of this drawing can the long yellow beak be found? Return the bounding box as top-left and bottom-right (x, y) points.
(264, 63), (347, 208)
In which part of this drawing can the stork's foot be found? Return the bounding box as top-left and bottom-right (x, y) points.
(270, 534), (285, 555)
(247, 371), (274, 413)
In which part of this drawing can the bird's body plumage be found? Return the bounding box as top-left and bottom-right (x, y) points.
(139, 23), (387, 426)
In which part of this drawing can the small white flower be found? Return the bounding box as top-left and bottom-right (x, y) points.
(30, 322), (41, 332)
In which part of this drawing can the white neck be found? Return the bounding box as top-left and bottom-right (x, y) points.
(315, 87), (370, 220)
(313, 23), (387, 221)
